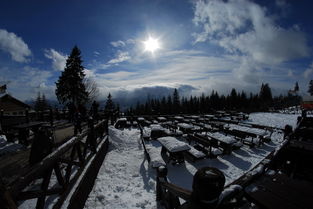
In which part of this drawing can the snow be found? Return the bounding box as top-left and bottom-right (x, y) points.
(157, 137), (190, 153)
(85, 127), (157, 209)
(188, 146), (206, 158)
(248, 112), (299, 129)
(177, 123), (193, 129)
(83, 113), (298, 209)
(207, 132), (237, 144)
(0, 134), (25, 156)
(146, 146), (166, 168)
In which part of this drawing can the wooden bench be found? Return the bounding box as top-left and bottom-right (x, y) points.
(184, 146), (206, 162)
(188, 134), (221, 158)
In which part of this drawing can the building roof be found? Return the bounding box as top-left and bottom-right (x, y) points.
(0, 94), (31, 111)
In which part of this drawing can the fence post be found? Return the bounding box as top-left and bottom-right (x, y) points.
(0, 109), (3, 131)
(25, 108), (29, 123)
(49, 108), (53, 127)
(156, 166), (168, 201)
(190, 167), (225, 208)
(88, 117), (96, 153)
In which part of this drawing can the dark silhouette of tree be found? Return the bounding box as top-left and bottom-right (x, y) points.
(173, 88), (180, 114)
(34, 92), (50, 111)
(294, 82), (299, 92)
(308, 80), (313, 96)
(125, 83), (301, 115)
(259, 83), (272, 102)
(55, 46), (88, 107)
(259, 83), (273, 110)
(104, 93), (115, 112)
(84, 77), (99, 104)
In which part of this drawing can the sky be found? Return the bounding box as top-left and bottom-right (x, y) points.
(0, 0), (313, 103)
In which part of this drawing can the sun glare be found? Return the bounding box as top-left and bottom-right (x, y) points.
(143, 37), (160, 53)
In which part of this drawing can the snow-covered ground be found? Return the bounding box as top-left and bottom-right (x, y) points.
(84, 112), (299, 209)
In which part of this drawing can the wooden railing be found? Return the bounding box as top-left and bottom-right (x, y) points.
(0, 119), (109, 209)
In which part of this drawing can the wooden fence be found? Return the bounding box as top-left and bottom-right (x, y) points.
(0, 119), (109, 209)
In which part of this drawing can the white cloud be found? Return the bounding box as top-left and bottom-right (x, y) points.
(0, 29), (32, 62)
(110, 40), (126, 47)
(110, 39), (135, 48)
(94, 51), (100, 56)
(107, 51), (131, 65)
(304, 62), (313, 79)
(193, 0), (310, 81)
(44, 48), (67, 71)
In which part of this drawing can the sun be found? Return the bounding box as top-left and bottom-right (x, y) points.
(143, 37), (160, 53)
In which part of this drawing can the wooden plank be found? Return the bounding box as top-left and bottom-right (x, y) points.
(67, 137), (109, 209)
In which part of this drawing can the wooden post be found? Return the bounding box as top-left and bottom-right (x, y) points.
(25, 108), (29, 123)
(49, 108), (53, 127)
(190, 167), (225, 208)
(0, 109), (3, 131)
(88, 117), (96, 153)
(156, 166), (168, 201)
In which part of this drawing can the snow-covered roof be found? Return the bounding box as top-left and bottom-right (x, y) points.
(157, 137), (190, 152)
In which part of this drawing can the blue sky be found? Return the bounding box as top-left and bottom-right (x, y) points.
(0, 0), (313, 102)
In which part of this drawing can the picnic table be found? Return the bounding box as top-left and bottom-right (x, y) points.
(177, 123), (194, 134)
(207, 132), (242, 154)
(158, 136), (190, 164)
(245, 172), (313, 209)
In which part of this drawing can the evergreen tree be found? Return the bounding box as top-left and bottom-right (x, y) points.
(294, 82), (299, 92)
(308, 80), (313, 96)
(259, 83), (272, 102)
(105, 93), (115, 112)
(55, 46), (88, 107)
(34, 92), (49, 111)
(173, 88), (180, 114)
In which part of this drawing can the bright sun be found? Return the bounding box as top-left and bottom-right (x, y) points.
(143, 37), (160, 53)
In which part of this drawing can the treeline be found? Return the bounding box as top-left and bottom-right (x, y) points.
(126, 83), (301, 115)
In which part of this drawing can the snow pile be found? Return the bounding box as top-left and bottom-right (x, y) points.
(157, 137), (190, 152)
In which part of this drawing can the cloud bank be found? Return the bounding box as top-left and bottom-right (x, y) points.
(193, 0), (310, 83)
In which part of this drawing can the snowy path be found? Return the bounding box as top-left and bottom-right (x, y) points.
(84, 128), (158, 209)
(84, 113), (299, 209)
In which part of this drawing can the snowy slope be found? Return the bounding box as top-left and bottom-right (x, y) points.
(84, 113), (299, 209)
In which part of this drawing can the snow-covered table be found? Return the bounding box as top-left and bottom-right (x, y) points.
(157, 137), (190, 164)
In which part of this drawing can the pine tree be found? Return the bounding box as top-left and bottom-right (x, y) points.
(34, 92), (49, 111)
(55, 46), (88, 107)
(259, 83), (272, 102)
(294, 82), (299, 92)
(105, 93), (115, 112)
(308, 80), (313, 96)
(173, 88), (180, 114)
